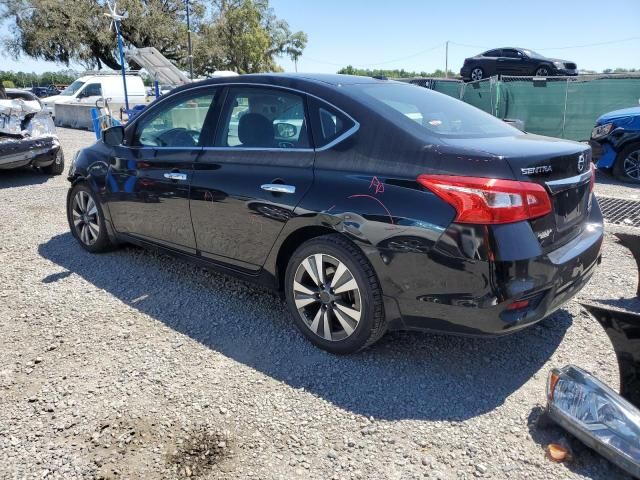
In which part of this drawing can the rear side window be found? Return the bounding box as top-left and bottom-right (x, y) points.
(308, 98), (355, 148)
(216, 87), (310, 149)
(354, 83), (518, 138)
(484, 49), (501, 57)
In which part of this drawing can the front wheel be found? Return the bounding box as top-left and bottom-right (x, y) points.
(535, 66), (550, 76)
(67, 183), (114, 252)
(613, 143), (640, 183)
(284, 234), (387, 354)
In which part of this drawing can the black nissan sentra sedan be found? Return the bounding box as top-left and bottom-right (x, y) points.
(67, 74), (603, 354)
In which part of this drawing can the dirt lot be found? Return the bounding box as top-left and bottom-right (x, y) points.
(0, 127), (639, 480)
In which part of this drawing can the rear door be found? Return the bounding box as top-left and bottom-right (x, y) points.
(106, 87), (218, 253)
(189, 85), (314, 270)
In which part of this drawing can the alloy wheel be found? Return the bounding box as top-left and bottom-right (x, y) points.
(536, 67), (549, 76)
(292, 253), (362, 341)
(72, 191), (100, 245)
(623, 150), (640, 180)
(471, 68), (483, 81)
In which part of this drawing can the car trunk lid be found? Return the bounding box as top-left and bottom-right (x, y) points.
(441, 134), (593, 249)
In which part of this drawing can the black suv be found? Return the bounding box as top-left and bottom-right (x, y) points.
(67, 74), (602, 354)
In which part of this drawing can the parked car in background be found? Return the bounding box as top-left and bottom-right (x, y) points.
(67, 74), (602, 354)
(0, 89), (63, 175)
(42, 73), (146, 118)
(590, 106), (640, 183)
(460, 48), (578, 81)
(24, 85), (61, 98)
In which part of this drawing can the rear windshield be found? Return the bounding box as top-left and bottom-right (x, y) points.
(353, 83), (519, 138)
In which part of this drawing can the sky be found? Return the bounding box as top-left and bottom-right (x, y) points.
(2, 0), (639, 75)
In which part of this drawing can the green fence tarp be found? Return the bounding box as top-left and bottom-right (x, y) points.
(461, 79), (494, 114)
(495, 75), (640, 141)
(432, 80), (464, 99)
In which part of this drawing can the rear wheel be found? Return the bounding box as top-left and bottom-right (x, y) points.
(67, 183), (113, 252)
(535, 66), (550, 76)
(613, 143), (640, 184)
(284, 234), (386, 354)
(42, 150), (64, 175)
(470, 67), (484, 81)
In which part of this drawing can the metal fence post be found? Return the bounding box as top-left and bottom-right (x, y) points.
(561, 78), (569, 138)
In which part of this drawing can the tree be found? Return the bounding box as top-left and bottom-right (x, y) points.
(192, 0), (307, 75)
(1, 0), (307, 76)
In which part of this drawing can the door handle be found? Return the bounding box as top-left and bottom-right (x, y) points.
(261, 184), (296, 194)
(164, 172), (187, 181)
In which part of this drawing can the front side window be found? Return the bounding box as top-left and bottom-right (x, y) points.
(502, 49), (522, 59)
(134, 92), (216, 147)
(354, 83), (519, 138)
(216, 87), (310, 149)
(80, 83), (102, 97)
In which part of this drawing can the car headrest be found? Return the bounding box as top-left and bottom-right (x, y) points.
(238, 113), (274, 147)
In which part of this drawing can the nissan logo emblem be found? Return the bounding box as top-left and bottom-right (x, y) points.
(577, 154), (585, 173)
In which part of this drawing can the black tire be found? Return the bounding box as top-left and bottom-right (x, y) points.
(284, 234), (387, 354)
(66, 183), (114, 253)
(613, 143), (640, 184)
(535, 66), (550, 77)
(470, 67), (484, 81)
(42, 150), (64, 176)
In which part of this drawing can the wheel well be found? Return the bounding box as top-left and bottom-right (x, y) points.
(275, 225), (336, 291)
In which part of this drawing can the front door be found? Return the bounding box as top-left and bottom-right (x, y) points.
(190, 86), (314, 270)
(106, 89), (218, 253)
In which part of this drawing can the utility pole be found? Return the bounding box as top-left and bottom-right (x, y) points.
(186, 0), (194, 80)
(445, 40), (449, 78)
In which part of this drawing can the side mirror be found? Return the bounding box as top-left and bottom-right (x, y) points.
(276, 122), (297, 139)
(102, 125), (125, 146)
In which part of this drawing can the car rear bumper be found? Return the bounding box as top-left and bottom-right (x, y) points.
(372, 200), (604, 336)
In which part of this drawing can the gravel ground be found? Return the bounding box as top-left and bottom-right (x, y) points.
(0, 127), (639, 480)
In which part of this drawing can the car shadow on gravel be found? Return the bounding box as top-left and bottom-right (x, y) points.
(0, 168), (53, 188)
(39, 233), (572, 422)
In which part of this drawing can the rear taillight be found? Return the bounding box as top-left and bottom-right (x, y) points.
(417, 175), (552, 224)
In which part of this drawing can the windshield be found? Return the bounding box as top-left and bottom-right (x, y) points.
(354, 83), (519, 138)
(522, 49), (544, 58)
(60, 80), (85, 96)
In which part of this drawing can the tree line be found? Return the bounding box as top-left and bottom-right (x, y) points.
(0, 70), (81, 88)
(338, 66), (457, 78)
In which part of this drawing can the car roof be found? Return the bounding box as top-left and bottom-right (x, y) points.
(193, 73), (388, 88)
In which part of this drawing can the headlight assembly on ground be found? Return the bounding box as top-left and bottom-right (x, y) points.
(547, 365), (640, 478)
